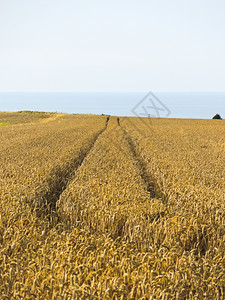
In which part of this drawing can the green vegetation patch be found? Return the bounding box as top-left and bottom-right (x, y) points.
(17, 110), (48, 114)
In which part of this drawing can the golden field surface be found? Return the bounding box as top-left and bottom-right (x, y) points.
(0, 112), (225, 299)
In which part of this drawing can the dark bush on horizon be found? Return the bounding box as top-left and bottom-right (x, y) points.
(212, 114), (222, 120)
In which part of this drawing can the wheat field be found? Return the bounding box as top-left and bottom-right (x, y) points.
(0, 112), (224, 299)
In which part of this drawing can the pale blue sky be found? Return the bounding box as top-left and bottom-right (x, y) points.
(0, 0), (224, 92)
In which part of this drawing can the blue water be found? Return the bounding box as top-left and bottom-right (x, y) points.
(0, 92), (224, 119)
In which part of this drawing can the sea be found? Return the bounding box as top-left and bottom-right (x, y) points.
(0, 92), (224, 119)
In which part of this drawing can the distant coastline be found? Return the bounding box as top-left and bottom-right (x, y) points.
(0, 92), (224, 119)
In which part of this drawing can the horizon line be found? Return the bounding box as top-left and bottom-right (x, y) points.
(1, 91), (225, 93)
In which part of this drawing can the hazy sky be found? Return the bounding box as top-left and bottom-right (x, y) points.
(0, 0), (224, 92)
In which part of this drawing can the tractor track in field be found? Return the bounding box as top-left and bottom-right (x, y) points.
(36, 115), (166, 227)
(35, 116), (110, 225)
(117, 117), (165, 201)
